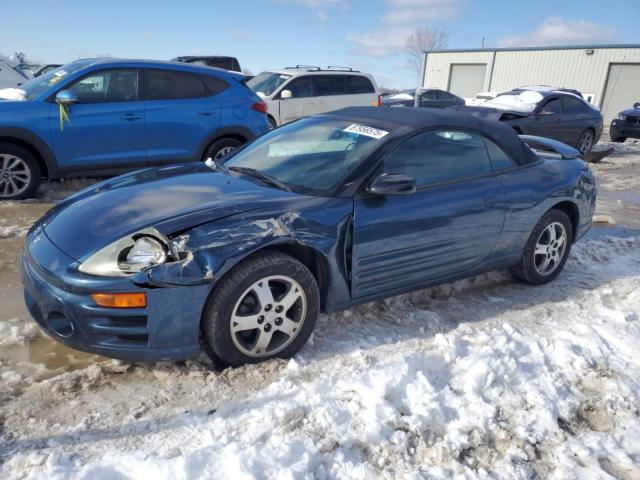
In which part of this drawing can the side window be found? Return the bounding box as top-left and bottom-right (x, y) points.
(384, 130), (492, 186)
(286, 77), (314, 98)
(484, 138), (515, 170)
(314, 75), (350, 96)
(145, 70), (208, 100)
(421, 90), (439, 101)
(441, 91), (454, 100)
(562, 96), (587, 114)
(538, 97), (562, 115)
(349, 75), (375, 94)
(201, 75), (229, 96)
(68, 70), (139, 103)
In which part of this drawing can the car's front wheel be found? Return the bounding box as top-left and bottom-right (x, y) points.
(202, 251), (320, 366)
(577, 129), (595, 154)
(511, 209), (573, 285)
(0, 143), (41, 200)
(613, 136), (626, 143)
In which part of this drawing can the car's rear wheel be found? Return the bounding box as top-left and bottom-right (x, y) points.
(0, 143), (41, 200)
(510, 209), (573, 285)
(203, 137), (243, 162)
(577, 129), (595, 154)
(202, 251), (320, 366)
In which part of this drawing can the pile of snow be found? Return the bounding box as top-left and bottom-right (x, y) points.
(479, 91), (543, 113)
(0, 88), (26, 101)
(0, 317), (39, 348)
(2, 234), (640, 479)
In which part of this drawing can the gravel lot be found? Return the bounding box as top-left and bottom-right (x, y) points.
(1, 141), (639, 479)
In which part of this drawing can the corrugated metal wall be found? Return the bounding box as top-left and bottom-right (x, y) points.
(422, 47), (640, 113)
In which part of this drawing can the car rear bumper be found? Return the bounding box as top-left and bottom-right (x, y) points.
(610, 120), (640, 139)
(21, 225), (209, 362)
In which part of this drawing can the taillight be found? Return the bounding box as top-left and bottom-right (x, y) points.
(377, 94), (382, 107)
(252, 101), (268, 114)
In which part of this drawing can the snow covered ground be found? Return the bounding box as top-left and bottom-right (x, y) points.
(1, 142), (640, 479)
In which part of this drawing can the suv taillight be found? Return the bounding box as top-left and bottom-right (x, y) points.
(377, 95), (382, 106)
(252, 101), (268, 114)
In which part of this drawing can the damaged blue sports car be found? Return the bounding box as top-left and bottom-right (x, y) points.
(21, 107), (596, 366)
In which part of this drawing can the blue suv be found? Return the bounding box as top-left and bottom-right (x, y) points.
(0, 59), (270, 199)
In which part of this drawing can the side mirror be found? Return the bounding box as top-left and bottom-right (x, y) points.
(55, 90), (78, 105)
(367, 173), (416, 196)
(280, 89), (292, 99)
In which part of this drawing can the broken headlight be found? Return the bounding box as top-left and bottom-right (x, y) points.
(78, 227), (173, 277)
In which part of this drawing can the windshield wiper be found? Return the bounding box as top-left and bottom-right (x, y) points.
(228, 166), (291, 192)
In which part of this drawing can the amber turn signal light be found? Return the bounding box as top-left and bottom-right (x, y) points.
(92, 292), (147, 308)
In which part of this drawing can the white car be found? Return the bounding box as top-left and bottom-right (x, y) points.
(466, 92), (497, 105)
(247, 66), (380, 128)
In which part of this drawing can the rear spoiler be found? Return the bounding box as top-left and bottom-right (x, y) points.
(519, 135), (581, 159)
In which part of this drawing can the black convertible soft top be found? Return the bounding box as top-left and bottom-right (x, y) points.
(326, 106), (539, 166)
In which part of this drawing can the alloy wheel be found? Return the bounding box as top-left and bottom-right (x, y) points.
(0, 154), (31, 198)
(214, 146), (236, 161)
(579, 130), (594, 154)
(230, 275), (307, 357)
(534, 221), (567, 276)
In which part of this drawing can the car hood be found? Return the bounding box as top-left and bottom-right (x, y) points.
(42, 163), (302, 261)
(619, 107), (640, 116)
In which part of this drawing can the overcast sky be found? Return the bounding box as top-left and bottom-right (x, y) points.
(1, 0), (638, 88)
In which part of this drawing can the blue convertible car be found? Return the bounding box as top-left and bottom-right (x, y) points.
(21, 107), (596, 366)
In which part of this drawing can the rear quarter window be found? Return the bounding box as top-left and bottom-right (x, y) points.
(349, 75), (375, 94)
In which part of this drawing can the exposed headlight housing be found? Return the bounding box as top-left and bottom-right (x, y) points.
(78, 227), (173, 277)
(616, 114), (627, 120)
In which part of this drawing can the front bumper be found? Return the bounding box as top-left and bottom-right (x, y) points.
(20, 225), (210, 361)
(610, 120), (640, 140)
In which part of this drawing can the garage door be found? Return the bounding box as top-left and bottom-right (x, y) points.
(448, 64), (486, 99)
(601, 63), (640, 125)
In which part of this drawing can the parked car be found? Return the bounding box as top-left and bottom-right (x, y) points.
(0, 58), (269, 199)
(458, 88), (602, 154)
(0, 56), (31, 89)
(381, 88), (464, 109)
(246, 66), (379, 128)
(610, 101), (640, 142)
(466, 91), (497, 105)
(33, 64), (63, 77)
(21, 107), (596, 366)
(172, 56), (241, 73)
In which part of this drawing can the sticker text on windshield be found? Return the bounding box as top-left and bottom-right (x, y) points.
(343, 124), (389, 139)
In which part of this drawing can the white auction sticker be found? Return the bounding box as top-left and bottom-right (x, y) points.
(343, 124), (389, 139)
(54, 70), (68, 77)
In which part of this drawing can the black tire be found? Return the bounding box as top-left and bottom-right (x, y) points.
(203, 137), (243, 162)
(0, 143), (41, 200)
(510, 209), (573, 285)
(613, 136), (626, 143)
(576, 129), (595, 154)
(202, 251), (320, 367)
(267, 116), (278, 130)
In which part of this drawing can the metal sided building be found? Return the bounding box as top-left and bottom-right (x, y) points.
(421, 44), (640, 124)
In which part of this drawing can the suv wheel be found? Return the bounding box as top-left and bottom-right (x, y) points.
(204, 138), (243, 162)
(202, 251), (320, 367)
(268, 116), (278, 130)
(510, 209), (573, 285)
(0, 143), (41, 200)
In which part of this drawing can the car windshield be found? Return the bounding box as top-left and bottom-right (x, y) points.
(18, 60), (91, 100)
(246, 72), (292, 97)
(223, 117), (389, 195)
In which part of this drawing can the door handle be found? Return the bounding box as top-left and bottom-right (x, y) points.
(122, 113), (142, 121)
(198, 109), (216, 116)
(484, 196), (499, 207)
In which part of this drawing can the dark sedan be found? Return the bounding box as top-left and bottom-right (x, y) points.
(21, 107), (596, 366)
(459, 89), (603, 154)
(382, 88), (464, 109)
(610, 102), (640, 142)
